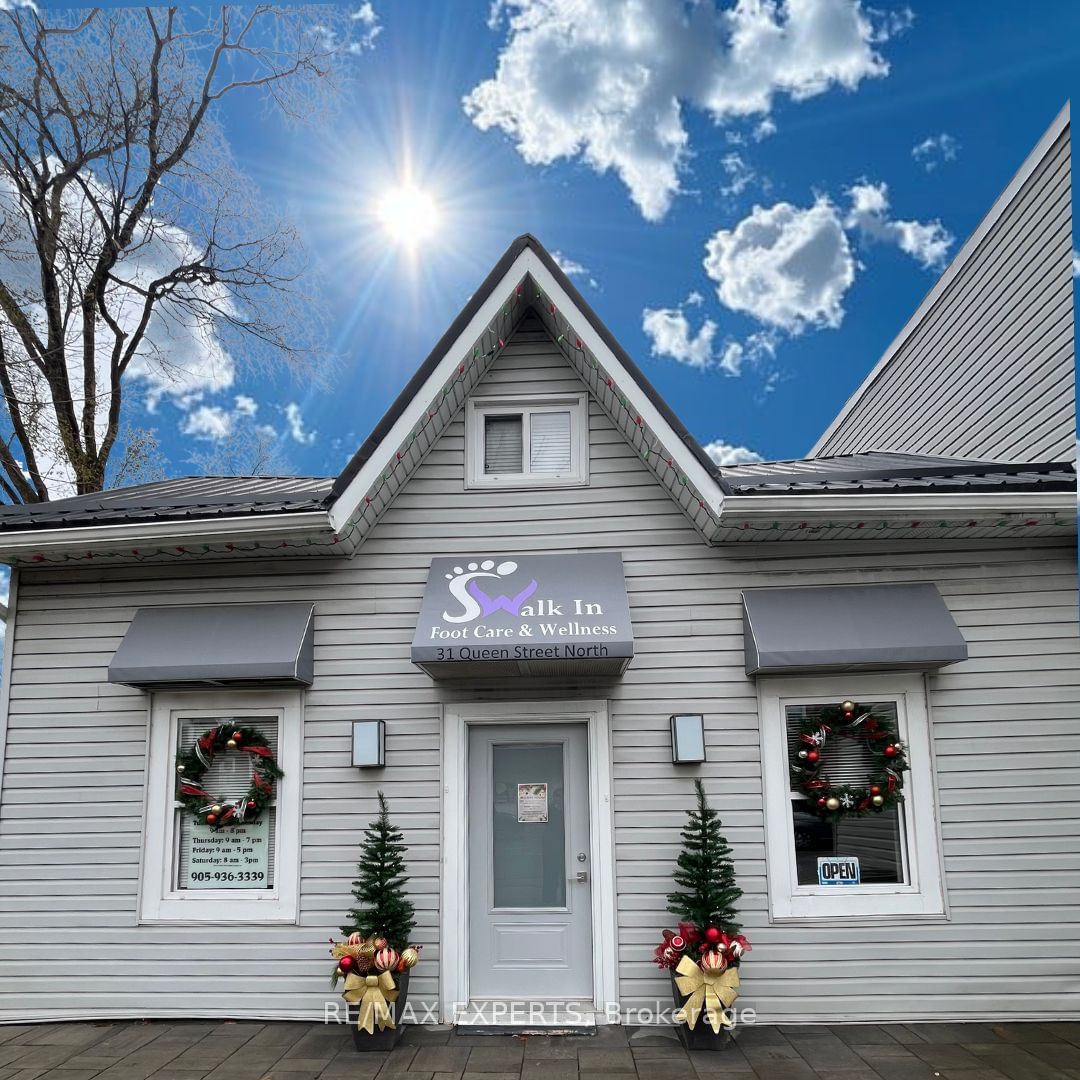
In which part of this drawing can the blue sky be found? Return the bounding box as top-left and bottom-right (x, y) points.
(80, 0), (1080, 476)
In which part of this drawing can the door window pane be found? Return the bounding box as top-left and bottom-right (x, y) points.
(785, 702), (905, 886)
(484, 414), (523, 473)
(529, 411), (572, 473)
(491, 742), (566, 908)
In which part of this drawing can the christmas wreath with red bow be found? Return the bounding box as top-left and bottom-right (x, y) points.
(175, 724), (283, 828)
(791, 700), (907, 818)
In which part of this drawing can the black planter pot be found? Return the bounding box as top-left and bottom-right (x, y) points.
(669, 971), (735, 1051)
(348, 969), (411, 1051)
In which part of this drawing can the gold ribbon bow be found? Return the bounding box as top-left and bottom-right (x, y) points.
(672, 955), (740, 1034)
(342, 970), (399, 1034)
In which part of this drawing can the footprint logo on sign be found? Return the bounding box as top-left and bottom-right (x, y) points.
(442, 559), (535, 623)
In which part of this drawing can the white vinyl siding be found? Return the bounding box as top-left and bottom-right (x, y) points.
(815, 116), (1074, 463)
(0, 311), (1077, 1023)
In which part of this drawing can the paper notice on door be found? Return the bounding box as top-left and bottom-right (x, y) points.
(517, 783), (549, 823)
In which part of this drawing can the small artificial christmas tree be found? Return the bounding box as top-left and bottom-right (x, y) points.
(342, 791), (416, 950)
(666, 779), (742, 935)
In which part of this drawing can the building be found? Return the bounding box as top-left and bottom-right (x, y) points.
(0, 106), (1075, 1027)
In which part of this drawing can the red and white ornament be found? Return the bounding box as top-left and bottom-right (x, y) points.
(374, 947), (399, 972)
(669, 935), (686, 952)
(347, 932), (364, 946)
(699, 949), (727, 972)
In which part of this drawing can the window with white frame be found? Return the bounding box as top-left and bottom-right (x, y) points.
(140, 690), (301, 923)
(759, 673), (945, 921)
(466, 394), (589, 488)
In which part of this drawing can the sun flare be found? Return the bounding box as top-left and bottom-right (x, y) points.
(376, 184), (440, 249)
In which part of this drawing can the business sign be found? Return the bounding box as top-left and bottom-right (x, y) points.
(183, 817), (270, 890)
(411, 553), (634, 674)
(817, 856), (861, 886)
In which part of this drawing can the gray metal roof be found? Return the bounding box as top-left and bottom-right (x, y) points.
(0, 476), (334, 531)
(0, 451), (1071, 534)
(719, 451), (1076, 495)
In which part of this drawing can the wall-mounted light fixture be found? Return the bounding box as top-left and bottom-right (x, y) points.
(670, 714), (706, 764)
(352, 720), (386, 768)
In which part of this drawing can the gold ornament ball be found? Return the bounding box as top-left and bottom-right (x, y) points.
(825, 796), (841, 811)
(227, 739), (237, 749)
(841, 700), (856, 713)
(211, 803), (222, 814)
(176, 764), (185, 774)
(399, 947), (420, 969)
(871, 794), (885, 807)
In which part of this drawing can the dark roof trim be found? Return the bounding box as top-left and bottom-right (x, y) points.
(329, 233), (732, 501)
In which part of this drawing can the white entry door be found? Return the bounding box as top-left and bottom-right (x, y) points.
(468, 723), (593, 1000)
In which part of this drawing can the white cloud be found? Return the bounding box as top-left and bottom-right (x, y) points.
(911, 132), (959, 172)
(552, 250), (599, 289)
(641, 298), (776, 376)
(465, 0), (898, 220)
(702, 439), (764, 466)
(845, 180), (953, 269)
(703, 197), (855, 332)
(753, 117), (777, 141)
(349, 2), (382, 51)
(234, 394), (258, 417)
(720, 153), (757, 197)
(284, 402), (316, 445)
(642, 305), (718, 370)
(182, 405), (234, 441)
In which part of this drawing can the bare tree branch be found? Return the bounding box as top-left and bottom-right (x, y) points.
(0, 3), (351, 501)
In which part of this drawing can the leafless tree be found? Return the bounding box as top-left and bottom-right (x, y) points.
(0, 4), (357, 502)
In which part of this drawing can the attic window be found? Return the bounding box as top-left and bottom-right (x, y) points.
(467, 394), (589, 489)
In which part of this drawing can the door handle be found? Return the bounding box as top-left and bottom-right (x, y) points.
(574, 871), (589, 883)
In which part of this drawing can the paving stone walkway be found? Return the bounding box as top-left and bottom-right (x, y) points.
(2, 1019), (1080, 1080)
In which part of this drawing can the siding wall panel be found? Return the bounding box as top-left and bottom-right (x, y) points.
(816, 124), (1075, 462)
(0, 317), (1077, 1023)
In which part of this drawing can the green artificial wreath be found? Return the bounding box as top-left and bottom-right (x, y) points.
(790, 700), (908, 819)
(174, 724), (283, 828)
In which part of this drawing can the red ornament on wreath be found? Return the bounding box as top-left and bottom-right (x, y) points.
(704, 927), (721, 944)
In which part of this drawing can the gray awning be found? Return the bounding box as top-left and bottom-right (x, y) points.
(741, 583), (967, 676)
(109, 603), (314, 688)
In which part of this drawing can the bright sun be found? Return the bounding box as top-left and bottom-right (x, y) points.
(376, 184), (440, 249)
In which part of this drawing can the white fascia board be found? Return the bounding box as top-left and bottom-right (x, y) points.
(0, 510), (335, 560)
(525, 251), (727, 517)
(327, 251), (532, 533)
(810, 102), (1071, 457)
(719, 489), (1075, 521)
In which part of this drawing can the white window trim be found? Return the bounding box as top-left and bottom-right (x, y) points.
(139, 689), (302, 924)
(465, 392), (589, 489)
(759, 672), (946, 923)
